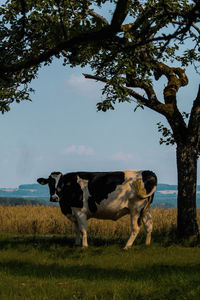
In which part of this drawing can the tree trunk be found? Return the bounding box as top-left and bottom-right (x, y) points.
(176, 143), (199, 238)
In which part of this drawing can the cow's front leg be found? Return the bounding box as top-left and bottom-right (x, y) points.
(74, 210), (88, 247)
(66, 214), (81, 246)
(73, 221), (81, 246)
(124, 212), (140, 250)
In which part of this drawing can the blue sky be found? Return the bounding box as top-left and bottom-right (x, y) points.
(0, 58), (199, 188)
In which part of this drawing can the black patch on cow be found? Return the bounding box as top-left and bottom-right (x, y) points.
(49, 178), (57, 195)
(85, 172), (125, 213)
(51, 171), (62, 176)
(58, 173), (84, 214)
(59, 200), (72, 215)
(88, 197), (98, 213)
(141, 171), (157, 194)
(60, 171), (125, 213)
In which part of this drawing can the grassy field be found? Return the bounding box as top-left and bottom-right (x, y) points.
(0, 235), (200, 300)
(0, 206), (200, 299)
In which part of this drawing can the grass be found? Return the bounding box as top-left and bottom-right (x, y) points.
(0, 207), (200, 299)
(0, 235), (200, 300)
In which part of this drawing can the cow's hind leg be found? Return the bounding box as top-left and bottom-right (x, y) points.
(142, 211), (153, 245)
(124, 213), (140, 250)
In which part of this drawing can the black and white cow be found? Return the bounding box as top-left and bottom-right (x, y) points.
(37, 170), (157, 249)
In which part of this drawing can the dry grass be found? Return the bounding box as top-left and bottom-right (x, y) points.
(0, 205), (199, 239)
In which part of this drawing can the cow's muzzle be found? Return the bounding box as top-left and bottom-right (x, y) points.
(50, 194), (60, 202)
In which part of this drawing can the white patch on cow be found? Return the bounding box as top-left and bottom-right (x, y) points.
(77, 176), (89, 190)
(89, 178), (133, 220)
(51, 173), (61, 187)
(123, 169), (142, 181)
(76, 176), (90, 215)
(50, 173), (62, 201)
(71, 176), (90, 247)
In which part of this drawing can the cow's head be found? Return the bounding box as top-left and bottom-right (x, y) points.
(37, 172), (63, 202)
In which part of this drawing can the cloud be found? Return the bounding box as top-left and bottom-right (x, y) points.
(2, 158), (9, 165)
(66, 74), (104, 98)
(112, 152), (133, 161)
(62, 145), (95, 156)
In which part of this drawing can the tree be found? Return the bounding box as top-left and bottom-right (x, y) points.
(0, 0), (200, 238)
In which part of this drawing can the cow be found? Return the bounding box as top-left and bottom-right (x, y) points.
(37, 170), (157, 249)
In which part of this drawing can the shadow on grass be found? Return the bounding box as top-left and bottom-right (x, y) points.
(0, 256), (200, 282)
(0, 254), (200, 290)
(0, 229), (199, 253)
(0, 235), (129, 250)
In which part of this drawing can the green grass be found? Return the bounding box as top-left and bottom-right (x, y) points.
(0, 235), (200, 300)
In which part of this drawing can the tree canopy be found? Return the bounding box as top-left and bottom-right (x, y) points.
(0, 0), (199, 113)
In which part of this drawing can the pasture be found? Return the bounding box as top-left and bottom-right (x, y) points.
(0, 206), (200, 299)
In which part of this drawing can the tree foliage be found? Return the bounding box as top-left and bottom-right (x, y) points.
(0, 0), (199, 113)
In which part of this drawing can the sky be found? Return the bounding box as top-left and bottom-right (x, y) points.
(0, 2), (199, 188)
(0, 59), (199, 188)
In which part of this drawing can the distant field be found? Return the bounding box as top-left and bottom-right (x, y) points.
(0, 205), (180, 237)
(0, 206), (200, 240)
(0, 206), (200, 299)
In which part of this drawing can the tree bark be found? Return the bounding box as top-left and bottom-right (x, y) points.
(176, 143), (199, 238)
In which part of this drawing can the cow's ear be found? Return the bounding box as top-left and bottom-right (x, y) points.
(37, 178), (48, 185)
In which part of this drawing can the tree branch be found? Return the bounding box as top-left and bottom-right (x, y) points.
(83, 73), (149, 104)
(172, 20), (200, 35)
(110, 0), (130, 29)
(83, 73), (174, 117)
(188, 84), (200, 133)
(126, 76), (158, 104)
(86, 10), (109, 26)
(154, 62), (188, 105)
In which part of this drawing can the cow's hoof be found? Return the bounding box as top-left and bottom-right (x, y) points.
(123, 246), (131, 251)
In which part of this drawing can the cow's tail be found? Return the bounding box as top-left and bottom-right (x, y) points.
(137, 194), (154, 226)
(134, 171), (157, 226)
(133, 171), (157, 199)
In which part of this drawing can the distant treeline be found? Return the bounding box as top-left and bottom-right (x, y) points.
(0, 197), (54, 206)
(0, 196), (177, 209)
(0, 196), (199, 209)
